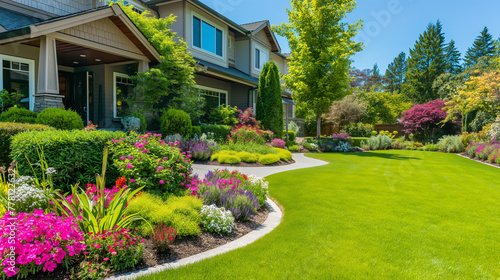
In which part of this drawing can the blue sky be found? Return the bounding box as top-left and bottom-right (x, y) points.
(205, 0), (500, 73)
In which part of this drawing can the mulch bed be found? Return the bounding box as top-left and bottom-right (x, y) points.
(28, 206), (270, 280)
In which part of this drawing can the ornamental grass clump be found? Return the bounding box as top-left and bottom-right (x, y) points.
(201, 205), (234, 234)
(437, 135), (464, 153)
(367, 134), (392, 150)
(0, 210), (86, 278)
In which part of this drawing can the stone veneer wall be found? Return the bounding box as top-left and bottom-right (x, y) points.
(33, 95), (64, 113)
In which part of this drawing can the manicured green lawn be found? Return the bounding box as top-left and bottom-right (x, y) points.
(142, 150), (500, 279)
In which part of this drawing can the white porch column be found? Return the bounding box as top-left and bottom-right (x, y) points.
(138, 60), (149, 73)
(35, 36), (63, 112)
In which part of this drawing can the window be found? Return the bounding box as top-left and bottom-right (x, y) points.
(284, 103), (294, 118)
(197, 86), (228, 123)
(0, 54), (35, 111)
(254, 47), (268, 70)
(193, 16), (223, 57)
(113, 73), (135, 118)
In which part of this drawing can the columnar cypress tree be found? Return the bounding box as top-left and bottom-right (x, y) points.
(403, 21), (446, 103)
(464, 27), (496, 68)
(385, 52), (407, 93)
(256, 62), (283, 139)
(444, 40), (462, 74)
(256, 63), (270, 125)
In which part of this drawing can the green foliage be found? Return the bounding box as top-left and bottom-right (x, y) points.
(258, 154), (281, 165)
(288, 145), (301, 152)
(385, 52), (407, 93)
(209, 104), (238, 126)
(200, 125), (231, 143)
(11, 130), (126, 190)
(403, 21), (446, 103)
(437, 135), (465, 153)
(356, 91), (412, 124)
(117, 3), (201, 120)
(444, 40), (462, 74)
(367, 134), (392, 150)
(36, 108), (84, 130)
(283, 130), (296, 142)
(236, 151), (259, 163)
(131, 112), (147, 132)
(464, 27), (497, 68)
(0, 122), (54, 165)
(218, 154), (241, 165)
(161, 109), (192, 138)
(324, 95), (366, 127)
(256, 62), (283, 138)
(125, 193), (203, 238)
(218, 142), (278, 155)
(275, 148), (293, 161)
(229, 125), (266, 145)
(0, 90), (23, 112)
(351, 137), (370, 147)
(274, 0), (362, 137)
(470, 111), (495, 133)
(302, 142), (317, 151)
(192, 126), (201, 137)
(0, 107), (37, 124)
(343, 123), (374, 137)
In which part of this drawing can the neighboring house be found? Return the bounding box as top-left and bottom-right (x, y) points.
(0, 0), (303, 132)
(0, 0), (159, 129)
(145, 0), (302, 128)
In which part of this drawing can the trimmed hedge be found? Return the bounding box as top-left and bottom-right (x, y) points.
(283, 130), (296, 142)
(0, 107), (37, 124)
(161, 109), (192, 138)
(200, 124), (231, 142)
(192, 126), (202, 137)
(36, 108), (84, 130)
(258, 154), (281, 165)
(11, 130), (126, 190)
(352, 137), (370, 147)
(0, 122), (54, 165)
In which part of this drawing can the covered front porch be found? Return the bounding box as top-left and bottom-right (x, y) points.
(0, 4), (160, 129)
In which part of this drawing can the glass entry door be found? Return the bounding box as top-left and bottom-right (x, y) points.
(73, 72), (93, 125)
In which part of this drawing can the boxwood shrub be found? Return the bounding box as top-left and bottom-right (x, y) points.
(0, 122), (54, 165)
(11, 130), (126, 190)
(0, 107), (38, 124)
(258, 154), (281, 165)
(200, 124), (231, 142)
(161, 109), (192, 138)
(36, 108), (84, 130)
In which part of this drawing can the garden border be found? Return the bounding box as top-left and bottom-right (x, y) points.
(104, 197), (283, 280)
(456, 154), (500, 170)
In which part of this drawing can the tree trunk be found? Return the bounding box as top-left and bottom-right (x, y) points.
(316, 115), (321, 140)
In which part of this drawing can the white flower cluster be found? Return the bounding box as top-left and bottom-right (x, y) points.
(10, 175), (35, 186)
(45, 167), (57, 175)
(247, 175), (269, 194)
(488, 116), (500, 142)
(201, 204), (234, 234)
(310, 143), (318, 149)
(9, 183), (49, 212)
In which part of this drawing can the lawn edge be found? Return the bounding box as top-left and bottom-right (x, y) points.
(104, 197), (283, 280)
(456, 154), (500, 169)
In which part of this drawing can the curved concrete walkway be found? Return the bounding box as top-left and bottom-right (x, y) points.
(192, 153), (329, 178)
(105, 153), (327, 280)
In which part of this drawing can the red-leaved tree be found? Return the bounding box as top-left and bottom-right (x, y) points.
(401, 99), (460, 141)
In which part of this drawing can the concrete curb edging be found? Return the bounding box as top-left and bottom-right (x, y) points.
(456, 154), (500, 169)
(105, 197), (283, 280)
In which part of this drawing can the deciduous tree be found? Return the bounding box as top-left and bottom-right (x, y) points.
(274, 0), (363, 138)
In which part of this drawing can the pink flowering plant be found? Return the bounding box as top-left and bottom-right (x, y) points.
(228, 125), (266, 145)
(108, 132), (192, 195)
(271, 138), (286, 149)
(0, 210), (86, 278)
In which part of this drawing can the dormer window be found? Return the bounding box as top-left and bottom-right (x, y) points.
(193, 16), (223, 57)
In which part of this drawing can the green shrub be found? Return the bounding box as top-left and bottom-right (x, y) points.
(218, 154), (241, 165)
(437, 135), (465, 153)
(283, 130), (296, 142)
(302, 142), (317, 151)
(0, 122), (55, 165)
(288, 145), (300, 152)
(208, 104), (238, 126)
(237, 151), (259, 163)
(423, 143), (442, 152)
(0, 107), (37, 124)
(367, 134), (392, 150)
(108, 133), (191, 195)
(276, 148), (293, 161)
(126, 193), (203, 238)
(192, 126), (202, 137)
(131, 112), (147, 132)
(219, 142), (278, 155)
(161, 109), (192, 138)
(229, 125), (266, 145)
(352, 137), (370, 147)
(11, 130), (126, 190)
(200, 124), (231, 142)
(343, 123), (374, 137)
(36, 108), (84, 130)
(258, 154), (281, 165)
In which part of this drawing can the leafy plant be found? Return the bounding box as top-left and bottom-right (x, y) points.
(208, 104), (238, 126)
(36, 108), (84, 130)
(0, 90), (23, 112)
(342, 123), (374, 137)
(0, 106), (37, 124)
(237, 108), (259, 127)
(367, 134), (392, 150)
(201, 205), (234, 234)
(437, 135), (465, 153)
(161, 109), (193, 138)
(152, 224), (177, 252)
(229, 125), (266, 145)
(258, 154), (281, 165)
(200, 125), (232, 143)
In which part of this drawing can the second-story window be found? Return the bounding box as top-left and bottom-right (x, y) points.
(254, 47), (268, 70)
(193, 16), (223, 57)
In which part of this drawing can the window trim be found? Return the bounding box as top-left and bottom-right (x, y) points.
(253, 45), (269, 71)
(196, 85), (228, 106)
(0, 54), (35, 111)
(113, 72), (134, 119)
(191, 12), (226, 59)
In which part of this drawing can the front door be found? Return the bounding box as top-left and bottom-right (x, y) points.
(73, 72), (93, 125)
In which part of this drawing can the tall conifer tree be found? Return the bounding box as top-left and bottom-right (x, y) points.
(464, 27), (496, 68)
(403, 21), (446, 103)
(385, 52), (407, 93)
(444, 40), (462, 74)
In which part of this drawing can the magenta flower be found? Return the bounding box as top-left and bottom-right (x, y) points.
(142, 149), (149, 153)
(159, 180), (165, 184)
(126, 163), (133, 169)
(128, 156), (134, 160)
(120, 156), (126, 160)
(130, 179), (136, 183)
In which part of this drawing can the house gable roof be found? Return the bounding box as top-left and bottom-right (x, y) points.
(241, 20), (281, 53)
(0, 4), (161, 63)
(0, 7), (42, 31)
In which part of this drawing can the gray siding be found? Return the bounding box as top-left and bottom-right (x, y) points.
(230, 83), (252, 110)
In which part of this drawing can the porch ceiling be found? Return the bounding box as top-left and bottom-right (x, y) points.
(24, 39), (131, 67)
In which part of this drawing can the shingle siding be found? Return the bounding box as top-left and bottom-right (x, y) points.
(10, 0), (99, 16)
